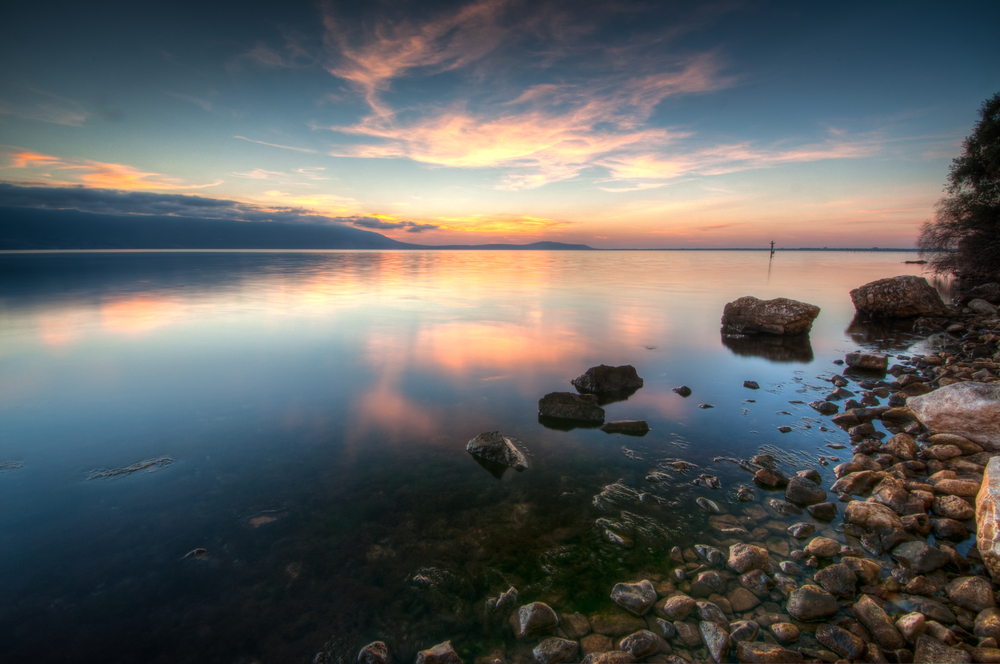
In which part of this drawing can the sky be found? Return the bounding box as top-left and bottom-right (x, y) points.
(1, 0), (998, 248)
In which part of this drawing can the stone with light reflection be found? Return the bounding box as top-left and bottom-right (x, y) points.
(538, 392), (605, 422)
(721, 296), (820, 336)
(466, 431), (528, 471)
(571, 365), (644, 395)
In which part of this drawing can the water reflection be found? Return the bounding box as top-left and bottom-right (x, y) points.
(720, 331), (814, 363)
(844, 316), (923, 353)
(0, 250), (951, 664)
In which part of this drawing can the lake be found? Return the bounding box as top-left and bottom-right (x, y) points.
(0, 250), (946, 663)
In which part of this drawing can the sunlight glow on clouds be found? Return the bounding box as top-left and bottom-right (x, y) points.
(2, 149), (222, 190)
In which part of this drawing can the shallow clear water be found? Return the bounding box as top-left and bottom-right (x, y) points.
(0, 250), (945, 663)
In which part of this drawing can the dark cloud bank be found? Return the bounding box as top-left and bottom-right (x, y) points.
(0, 184), (591, 250)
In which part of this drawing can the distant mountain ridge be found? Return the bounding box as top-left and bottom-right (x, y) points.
(0, 207), (595, 251)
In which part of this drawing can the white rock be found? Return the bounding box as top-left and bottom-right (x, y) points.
(908, 382), (1000, 450)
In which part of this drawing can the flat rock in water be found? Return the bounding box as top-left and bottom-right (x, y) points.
(588, 610), (646, 637)
(734, 642), (801, 663)
(845, 352), (888, 371)
(853, 595), (906, 650)
(416, 641), (463, 664)
(672, 385), (692, 397)
(978, 457), (1000, 581)
(849, 275), (945, 318)
(815, 624), (865, 660)
(610, 580), (657, 616)
(572, 365), (643, 395)
(785, 476), (827, 505)
(600, 420), (650, 435)
(908, 382), (1000, 450)
(538, 392), (605, 422)
(721, 296), (820, 336)
(913, 634), (972, 663)
(466, 431), (528, 471)
(892, 541), (950, 574)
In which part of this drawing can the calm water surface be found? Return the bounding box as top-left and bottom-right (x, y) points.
(0, 250), (946, 663)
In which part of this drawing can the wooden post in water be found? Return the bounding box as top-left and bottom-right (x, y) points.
(770, 240), (775, 257)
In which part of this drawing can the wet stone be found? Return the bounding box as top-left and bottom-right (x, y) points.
(768, 499), (802, 516)
(696, 601), (728, 626)
(815, 624), (865, 660)
(646, 617), (674, 640)
(580, 634), (613, 656)
(699, 620), (730, 663)
(581, 652), (635, 664)
(532, 638), (579, 664)
(786, 584), (839, 621)
(787, 522), (815, 538)
(618, 630), (660, 659)
(913, 634), (972, 663)
(560, 612), (591, 639)
(691, 570), (725, 597)
(891, 541), (950, 574)
(755, 468), (788, 487)
(734, 642), (801, 663)
(674, 621), (701, 647)
(933, 494), (975, 520)
(728, 587), (761, 612)
(840, 556), (882, 585)
(946, 576), (997, 612)
(672, 386), (692, 397)
(572, 364), (644, 395)
(466, 431), (529, 471)
(517, 602), (559, 639)
(602, 420), (651, 435)
(803, 536), (841, 558)
(769, 622), (800, 643)
(358, 641), (390, 664)
(895, 612), (926, 643)
(696, 545), (724, 566)
(611, 580), (657, 616)
(589, 610), (647, 637)
(741, 569), (772, 596)
(854, 595), (906, 651)
(416, 641), (463, 664)
(728, 543), (769, 574)
(778, 561), (801, 575)
(785, 476), (828, 505)
(538, 392), (605, 422)
(729, 620), (760, 644)
(976, 608), (1000, 642)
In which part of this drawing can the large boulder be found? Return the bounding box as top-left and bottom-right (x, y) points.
(721, 296), (820, 336)
(466, 432), (528, 471)
(571, 365), (643, 395)
(978, 457), (1000, 581)
(957, 282), (1000, 304)
(908, 382), (1000, 450)
(850, 275), (945, 318)
(538, 392), (605, 422)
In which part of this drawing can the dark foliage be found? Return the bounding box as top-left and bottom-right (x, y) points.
(918, 92), (1000, 279)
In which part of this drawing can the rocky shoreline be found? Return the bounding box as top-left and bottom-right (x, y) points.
(339, 277), (1000, 664)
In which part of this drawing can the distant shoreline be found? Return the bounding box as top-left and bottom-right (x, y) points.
(0, 247), (922, 253)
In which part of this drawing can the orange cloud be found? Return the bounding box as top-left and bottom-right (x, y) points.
(2, 149), (221, 190)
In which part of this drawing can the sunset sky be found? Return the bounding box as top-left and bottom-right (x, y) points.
(1, 0), (998, 248)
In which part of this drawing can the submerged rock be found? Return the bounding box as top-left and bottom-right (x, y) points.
(532, 638), (578, 664)
(600, 420), (650, 435)
(572, 365), (644, 395)
(466, 432), (528, 471)
(358, 641), (389, 664)
(734, 642), (800, 663)
(721, 296), (820, 336)
(610, 580), (657, 616)
(416, 642), (463, 664)
(538, 392), (605, 422)
(849, 275), (945, 318)
(672, 386), (692, 397)
(516, 602), (559, 639)
(845, 352), (888, 371)
(908, 382), (1000, 450)
(786, 585), (838, 621)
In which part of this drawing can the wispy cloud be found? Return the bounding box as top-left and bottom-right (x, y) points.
(1, 148), (222, 190)
(234, 135), (318, 153)
(0, 89), (89, 126)
(165, 91), (213, 112)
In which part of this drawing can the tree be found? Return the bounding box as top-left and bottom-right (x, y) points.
(918, 92), (1000, 280)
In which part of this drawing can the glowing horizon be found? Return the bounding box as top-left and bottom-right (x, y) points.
(1, 1), (997, 248)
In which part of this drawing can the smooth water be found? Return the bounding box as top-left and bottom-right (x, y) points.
(0, 250), (943, 663)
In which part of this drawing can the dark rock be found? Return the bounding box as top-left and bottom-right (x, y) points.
(611, 580), (657, 616)
(850, 275), (946, 318)
(467, 431), (528, 471)
(580, 653), (635, 664)
(572, 365), (643, 395)
(721, 296), (820, 336)
(769, 622), (800, 643)
(892, 541), (950, 574)
(691, 570), (725, 597)
(786, 585), (839, 621)
(695, 545), (724, 565)
(729, 620), (760, 644)
(977, 608), (1000, 641)
(696, 600), (729, 626)
(807, 502), (838, 521)
(697, 497), (721, 513)
(740, 569), (772, 596)
(560, 612), (591, 639)
(841, 557), (882, 585)
(672, 386), (692, 397)
(618, 630), (659, 659)
(532, 638), (578, 664)
(844, 501), (909, 552)
(913, 634), (971, 663)
(946, 576), (997, 612)
(744, 380), (760, 389)
(600, 420), (650, 435)
(538, 392), (605, 422)
(810, 400), (839, 415)
(699, 620), (730, 663)
(776, 425), (792, 433)
(674, 621), (701, 647)
(416, 642), (463, 664)
(755, 468), (788, 487)
(803, 536), (840, 558)
(588, 610), (647, 637)
(814, 563), (857, 596)
(729, 587), (761, 612)
(359, 641), (390, 664)
(768, 499), (802, 515)
(785, 476), (827, 505)
(516, 602), (559, 638)
(846, 352), (889, 371)
(734, 642), (801, 663)
(787, 522), (815, 538)
(815, 624), (865, 660)
(854, 595), (906, 650)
